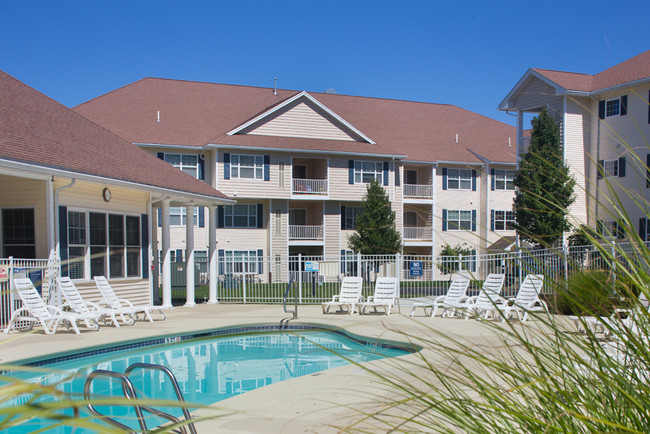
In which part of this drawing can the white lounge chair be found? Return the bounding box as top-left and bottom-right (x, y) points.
(501, 274), (547, 322)
(464, 273), (506, 320)
(4, 277), (98, 335)
(322, 276), (363, 314)
(58, 277), (135, 327)
(408, 275), (471, 318)
(357, 277), (399, 316)
(94, 276), (166, 322)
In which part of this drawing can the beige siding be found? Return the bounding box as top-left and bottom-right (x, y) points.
(246, 101), (357, 141)
(323, 201), (341, 257)
(564, 98), (589, 227)
(512, 76), (564, 114)
(58, 181), (148, 214)
(0, 176), (48, 258)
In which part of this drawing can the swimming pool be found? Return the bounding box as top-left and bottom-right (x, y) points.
(2, 325), (416, 433)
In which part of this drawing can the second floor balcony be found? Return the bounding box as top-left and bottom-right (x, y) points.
(292, 179), (328, 195)
(403, 184), (433, 199)
(289, 225), (324, 240)
(403, 226), (433, 241)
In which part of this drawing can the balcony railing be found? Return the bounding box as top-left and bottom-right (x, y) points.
(292, 179), (328, 195)
(289, 225), (324, 240)
(403, 226), (433, 240)
(403, 184), (433, 198)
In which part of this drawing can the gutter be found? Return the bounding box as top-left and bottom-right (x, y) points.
(436, 160), (484, 167)
(203, 144), (407, 160)
(135, 143), (204, 151)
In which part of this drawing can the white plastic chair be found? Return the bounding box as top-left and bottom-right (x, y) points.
(58, 277), (135, 327)
(4, 277), (98, 335)
(322, 276), (363, 314)
(464, 274), (506, 320)
(94, 276), (166, 322)
(409, 275), (471, 318)
(357, 277), (399, 316)
(501, 274), (546, 322)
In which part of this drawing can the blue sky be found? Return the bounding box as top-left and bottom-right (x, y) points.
(2, 0), (648, 126)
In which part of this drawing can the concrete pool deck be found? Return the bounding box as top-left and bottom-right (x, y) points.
(0, 303), (558, 432)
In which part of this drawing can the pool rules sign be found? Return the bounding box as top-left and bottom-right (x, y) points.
(0, 266), (7, 283)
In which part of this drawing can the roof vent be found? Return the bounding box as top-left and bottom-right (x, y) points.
(273, 77), (277, 95)
(157, 110), (161, 123)
(455, 133), (459, 143)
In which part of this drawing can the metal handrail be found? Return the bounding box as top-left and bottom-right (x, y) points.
(84, 364), (194, 433)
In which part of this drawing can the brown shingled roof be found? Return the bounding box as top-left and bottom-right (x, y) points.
(0, 70), (229, 201)
(74, 78), (517, 165)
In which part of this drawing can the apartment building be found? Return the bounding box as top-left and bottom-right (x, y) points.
(499, 49), (650, 239)
(75, 80), (517, 268)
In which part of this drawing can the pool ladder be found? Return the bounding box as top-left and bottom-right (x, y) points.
(84, 362), (197, 434)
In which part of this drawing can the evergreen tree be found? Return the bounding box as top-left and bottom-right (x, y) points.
(513, 109), (575, 247)
(348, 179), (402, 254)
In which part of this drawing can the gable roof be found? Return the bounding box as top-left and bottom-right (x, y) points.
(0, 70), (230, 203)
(74, 78), (516, 165)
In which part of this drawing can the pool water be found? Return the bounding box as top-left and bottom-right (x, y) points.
(2, 328), (412, 432)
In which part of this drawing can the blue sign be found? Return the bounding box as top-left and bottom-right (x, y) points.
(409, 261), (423, 277)
(305, 261), (319, 272)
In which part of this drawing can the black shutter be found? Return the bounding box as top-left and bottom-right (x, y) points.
(217, 205), (225, 228)
(157, 152), (164, 160)
(597, 160), (604, 179)
(618, 157), (626, 177)
(218, 249), (225, 275)
(640, 218), (647, 241)
(596, 220), (603, 236)
(198, 155), (205, 181)
(442, 168), (448, 190)
(490, 210), (495, 231)
(257, 249), (263, 274)
(224, 153), (231, 179)
(341, 206), (346, 229)
(442, 209), (448, 231)
(59, 206), (68, 277)
(620, 95), (628, 116)
(647, 154), (650, 188)
(490, 168), (495, 191)
(471, 170), (477, 191)
(598, 100), (605, 119)
(264, 155), (270, 181)
(141, 213), (149, 279)
(383, 162), (389, 186)
(617, 222), (625, 239)
(340, 250), (346, 273)
(198, 207), (205, 228)
(175, 249), (183, 263)
(257, 204), (263, 228)
(471, 210), (477, 232)
(348, 160), (354, 184)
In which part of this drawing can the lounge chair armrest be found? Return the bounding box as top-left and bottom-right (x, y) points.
(46, 305), (66, 316)
(365, 296), (375, 303)
(118, 298), (135, 308)
(434, 295), (446, 303)
(331, 295), (340, 302)
(465, 296), (478, 305)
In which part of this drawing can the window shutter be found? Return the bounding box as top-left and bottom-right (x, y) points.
(59, 206), (68, 277)
(340, 250), (346, 273)
(218, 249), (225, 275)
(640, 218), (647, 241)
(198, 207), (205, 228)
(617, 222), (625, 239)
(175, 249), (183, 263)
(647, 154), (650, 188)
(157, 152), (164, 160)
(618, 157), (626, 177)
(620, 95), (628, 116)
(217, 205), (224, 228)
(596, 220), (603, 236)
(597, 160), (604, 179)
(490, 169), (495, 191)
(348, 160), (354, 184)
(471, 210), (477, 232)
(264, 155), (270, 181)
(257, 204), (263, 228)
(341, 206), (346, 229)
(157, 207), (162, 227)
(383, 162), (389, 186)
(442, 168), (448, 190)
(198, 155), (205, 181)
(141, 214), (149, 279)
(257, 249), (263, 274)
(395, 165), (400, 186)
(490, 210), (495, 231)
(598, 100), (605, 119)
(442, 209), (448, 231)
(471, 250), (477, 272)
(224, 153), (230, 179)
(471, 170), (477, 191)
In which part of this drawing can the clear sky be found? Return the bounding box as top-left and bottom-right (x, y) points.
(2, 0), (649, 127)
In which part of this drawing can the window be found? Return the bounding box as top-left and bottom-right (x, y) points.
(606, 99), (620, 117)
(493, 170), (515, 191)
(69, 211), (140, 280)
(598, 158), (626, 178)
(1, 208), (35, 259)
(224, 250), (258, 274)
(289, 209), (306, 226)
(598, 220), (623, 239)
(225, 204), (257, 228)
(169, 207), (199, 226)
(404, 211), (418, 227)
(354, 161), (383, 184)
(344, 207), (362, 229)
(603, 159), (618, 177)
(164, 154), (198, 178)
(447, 169), (472, 190)
(231, 154), (264, 179)
(341, 250), (358, 275)
(492, 210), (516, 231)
(446, 210), (472, 231)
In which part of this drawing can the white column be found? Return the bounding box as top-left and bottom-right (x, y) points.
(46, 178), (55, 257)
(161, 199), (173, 308)
(185, 205), (196, 307)
(208, 205), (218, 304)
(152, 206), (160, 301)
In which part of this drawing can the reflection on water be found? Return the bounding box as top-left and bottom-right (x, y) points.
(3, 331), (409, 433)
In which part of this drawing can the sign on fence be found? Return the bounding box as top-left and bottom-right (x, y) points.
(409, 261), (423, 277)
(0, 266), (7, 282)
(305, 261), (319, 272)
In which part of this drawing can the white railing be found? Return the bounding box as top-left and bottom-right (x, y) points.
(289, 225), (324, 240)
(403, 226), (433, 240)
(292, 179), (328, 194)
(403, 184), (433, 198)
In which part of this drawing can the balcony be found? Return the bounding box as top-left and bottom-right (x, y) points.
(292, 179), (328, 195)
(289, 225), (323, 240)
(403, 226), (433, 240)
(403, 184), (433, 199)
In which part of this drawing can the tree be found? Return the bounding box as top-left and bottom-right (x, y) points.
(348, 179), (402, 254)
(513, 109), (575, 247)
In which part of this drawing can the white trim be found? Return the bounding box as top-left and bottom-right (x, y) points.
(436, 160), (484, 167)
(498, 69), (567, 111)
(226, 91), (376, 144)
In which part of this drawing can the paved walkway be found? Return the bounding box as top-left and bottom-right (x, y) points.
(0, 303), (552, 433)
